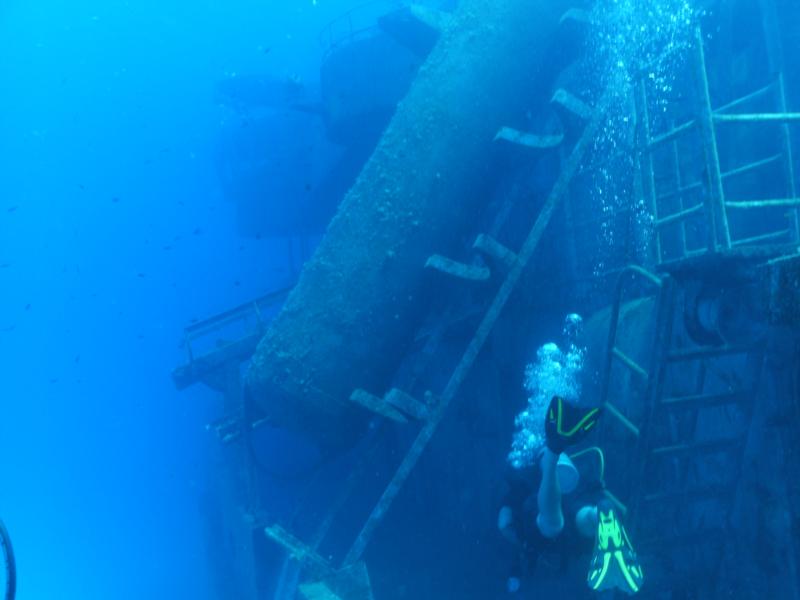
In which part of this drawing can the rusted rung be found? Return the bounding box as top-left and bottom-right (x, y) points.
(722, 153), (782, 180)
(558, 7), (591, 26)
(657, 180), (702, 203)
(473, 234), (518, 270)
(603, 401), (640, 437)
(725, 198), (800, 209)
(493, 126), (563, 150)
(385, 388), (430, 421)
(350, 389), (408, 423)
(661, 391), (747, 408)
(551, 88), (592, 121)
(732, 228), (791, 247)
(424, 254), (491, 281)
(655, 203), (704, 228)
(651, 438), (744, 457)
(602, 489), (628, 516)
(644, 484), (733, 504)
(713, 82), (775, 114)
(667, 343), (755, 361)
(646, 119), (696, 150)
(264, 524), (335, 577)
(612, 347), (649, 379)
(714, 112), (800, 124)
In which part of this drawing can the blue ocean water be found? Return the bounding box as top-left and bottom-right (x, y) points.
(1, 0), (799, 598)
(0, 1), (369, 597)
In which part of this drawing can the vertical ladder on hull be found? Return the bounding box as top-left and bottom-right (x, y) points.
(598, 265), (766, 597)
(635, 26), (800, 266)
(261, 80), (615, 595)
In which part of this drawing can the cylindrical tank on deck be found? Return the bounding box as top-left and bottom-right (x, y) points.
(247, 0), (573, 448)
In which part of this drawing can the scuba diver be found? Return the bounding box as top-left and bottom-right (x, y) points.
(499, 397), (644, 596)
(0, 519), (15, 600)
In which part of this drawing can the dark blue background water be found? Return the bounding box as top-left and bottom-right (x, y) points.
(0, 1), (365, 597)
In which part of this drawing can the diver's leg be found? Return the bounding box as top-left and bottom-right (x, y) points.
(536, 448), (564, 538)
(575, 504), (599, 538)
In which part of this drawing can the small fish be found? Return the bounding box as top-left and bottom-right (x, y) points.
(7, 206), (18, 213)
(193, 227), (202, 235)
(0, 325), (15, 333)
(77, 184), (86, 191)
(162, 245), (173, 251)
(137, 273), (146, 278)
(24, 303), (31, 311)
(111, 197), (120, 203)
(74, 355), (81, 363)
(0, 263), (10, 269)
(49, 378), (59, 384)
(234, 280), (241, 286)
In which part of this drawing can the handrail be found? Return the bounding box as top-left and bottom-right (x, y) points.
(317, 0), (405, 61)
(599, 265), (665, 423)
(180, 286), (293, 368)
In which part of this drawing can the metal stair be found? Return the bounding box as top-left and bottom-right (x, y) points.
(260, 79), (615, 594)
(598, 264), (766, 596)
(635, 26), (799, 267)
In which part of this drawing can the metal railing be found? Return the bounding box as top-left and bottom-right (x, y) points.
(635, 26), (800, 264)
(317, 0), (406, 62)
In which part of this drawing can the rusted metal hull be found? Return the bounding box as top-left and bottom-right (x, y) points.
(247, 0), (571, 447)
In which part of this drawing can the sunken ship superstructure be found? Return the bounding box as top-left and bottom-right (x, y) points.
(175, 0), (800, 598)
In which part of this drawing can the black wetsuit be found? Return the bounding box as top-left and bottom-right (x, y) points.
(500, 466), (598, 584)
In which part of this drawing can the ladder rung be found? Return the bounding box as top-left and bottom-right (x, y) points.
(558, 7), (591, 27)
(661, 391), (748, 408)
(603, 401), (640, 437)
(666, 344), (755, 361)
(644, 484), (733, 504)
(651, 438), (744, 457)
(639, 527), (726, 549)
(657, 180), (702, 202)
(655, 203), (704, 228)
(551, 88), (592, 121)
(424, 255), (491, 281)
(493, 127), (563, 150)
(612, 347), (648, 379)
(350, 389), (408, 423)
(473, 234), (518, 270)
(406, 4), (451, 32)
(713, 112), (800, 124)
(732, 228), (791, 247)
(646, 119), (696, 149)
(264, 525), (334, 576)
(725, 198), (800, 209)
(602, 488), (628, 517)
(714, 82), (775, 114)
(722, 153), (782, 180)
(385, 388), (430, 421)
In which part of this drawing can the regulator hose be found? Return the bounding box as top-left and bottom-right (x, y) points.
(0, 520), (15, 600)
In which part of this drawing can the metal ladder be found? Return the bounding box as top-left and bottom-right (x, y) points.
(635, 26), (800, 266)
(262, 82), (614, 596)
(598, 264), (766, 596)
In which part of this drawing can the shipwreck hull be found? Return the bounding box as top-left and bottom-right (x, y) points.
(247, 0), (571, 447)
